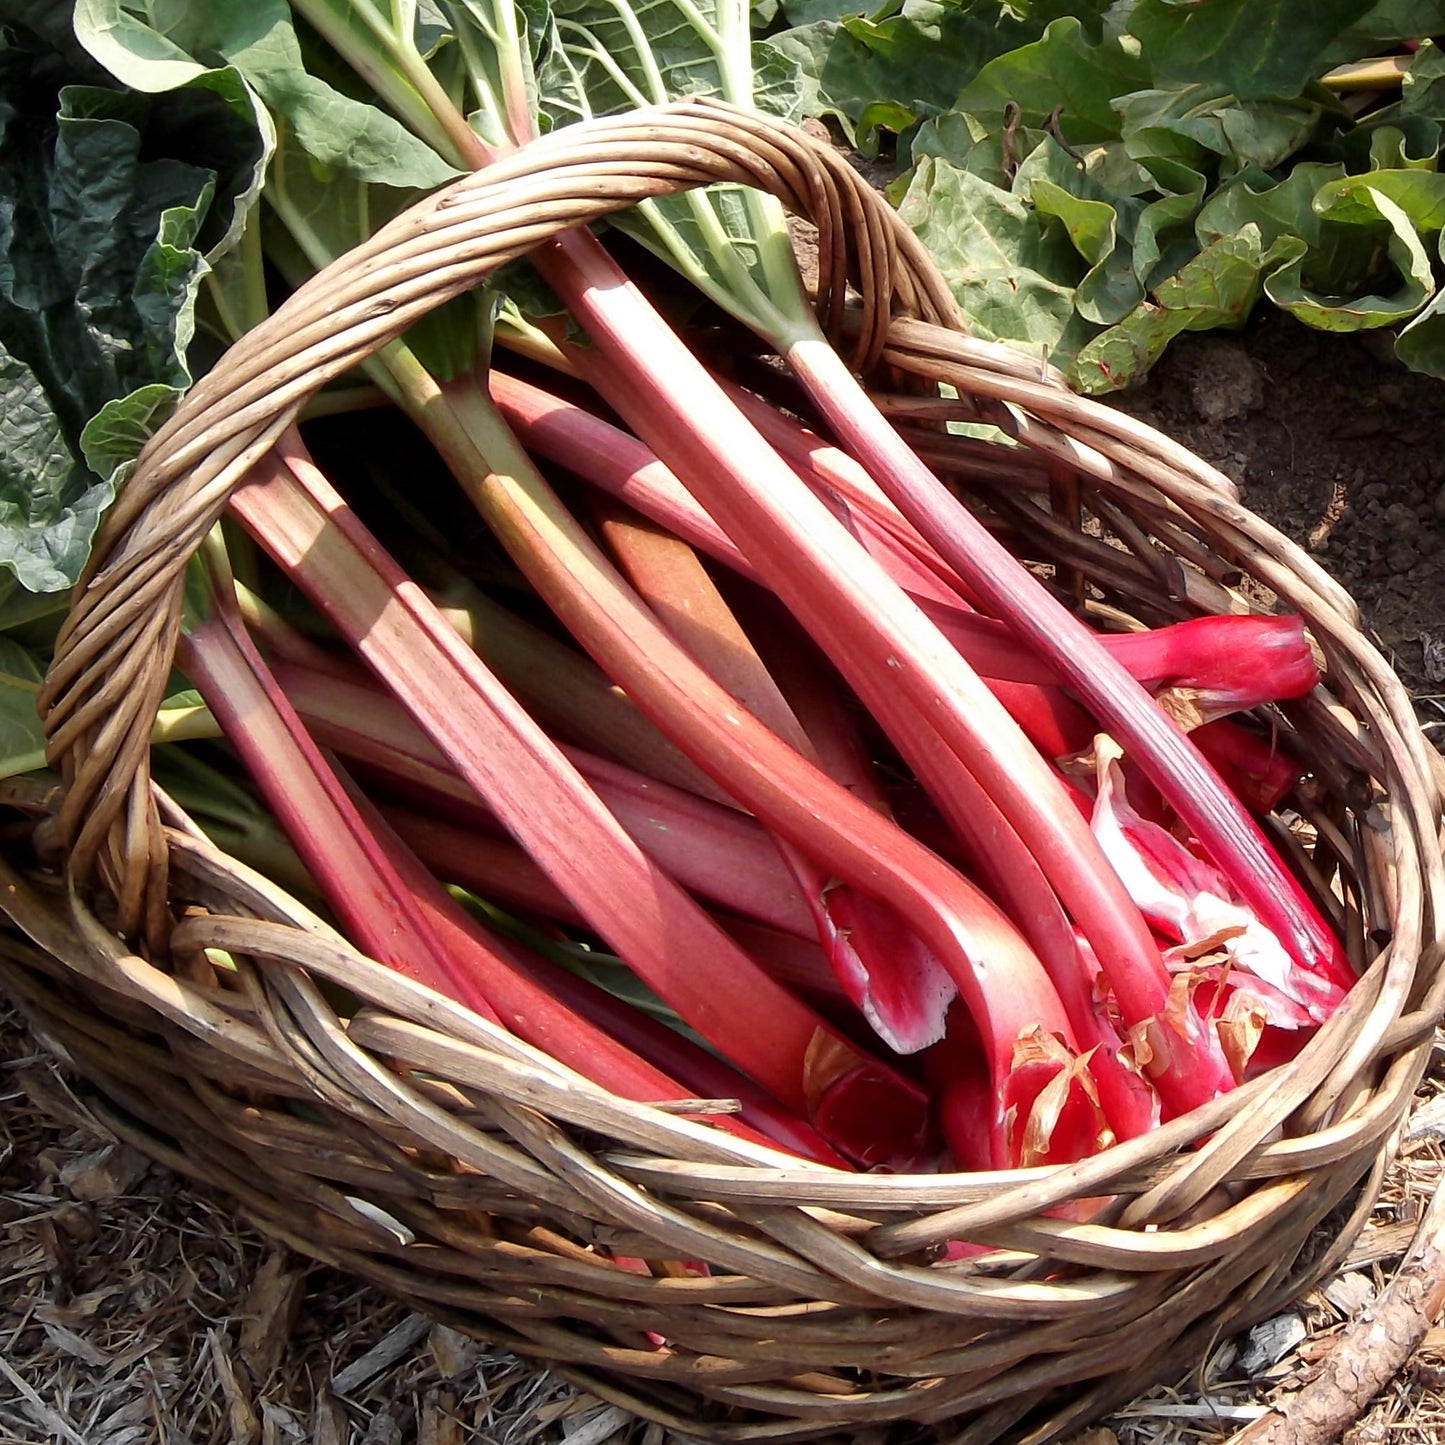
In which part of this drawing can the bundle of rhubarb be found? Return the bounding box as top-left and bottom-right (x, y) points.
(2, 1), (1441, 1436)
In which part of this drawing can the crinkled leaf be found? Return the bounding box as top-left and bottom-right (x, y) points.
(1117, 85), (1329, 182)
(1354, 120), (1442, 172)
(1315, 167), (1445, 235)
(895, 153), (1090, 359)
(0, 23), (262, 594)
(1402, 38), (1445, 119)
(752, 34), (820, 121)
(1203, 163), (1416, 324)
(1127, 0), (1379, 102)
(765, 1), (1061, 152)
(954, 16), (1149, 146)
(0, 343), (111, 594)
(1015, 135), (1206, 327)
(1196, 162), (1348, 250)
(1028, 180), (1137, 326)
(76, 0), (458, 188)
(80, 382), (182, 484)
(1267, 185), (1434, 331)
(1072, 226), (1272, 392)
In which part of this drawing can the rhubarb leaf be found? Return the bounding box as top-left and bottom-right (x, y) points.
(893, 150), (1090, 360)
(1127, 0), (1376, 101)
(953, 16), (1149, 146)
(763, 0), (1445, 384)
(75, 0), (458, 188)
(0, 16), (266, 592)
(763, 2), (1064, 152)
(1072, 226), (1275, 393)
(0, 633), (47, 777)
(1267, 184), (1435, 331)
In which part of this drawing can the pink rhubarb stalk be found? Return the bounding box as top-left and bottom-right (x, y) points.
(226, 430), (931, 1167)
(782, 335), (1348, 994)
(532, 246), (1231, 1113)
(274, 661), (818, 940)
(593, 493), (956, 1053)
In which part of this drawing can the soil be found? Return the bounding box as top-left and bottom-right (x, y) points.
(1110, 314), (1445, 717)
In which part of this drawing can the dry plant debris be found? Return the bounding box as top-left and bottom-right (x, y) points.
(0, 1004), (692, 1445)
(6, 990), (1445, 1444)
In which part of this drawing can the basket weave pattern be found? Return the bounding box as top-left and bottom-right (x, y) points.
(1, 99), (1443, 1441)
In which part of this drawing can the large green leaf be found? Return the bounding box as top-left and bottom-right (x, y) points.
(894, 152), (1090, 358)
(1199, 160), (1438, 328)
(953, 16), (1149, 145)
(764, 0), (1061, 151)
(0, 16), (264, 593)
(1072, 225), (1273, 392)
(1117, 85), (1330, 181)
(1268, 185), (1435, 330)
(74, 0), (458, 188)
(1127, 0), (1378, 101)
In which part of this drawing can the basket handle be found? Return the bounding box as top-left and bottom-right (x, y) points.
(35, 98), (961, 941)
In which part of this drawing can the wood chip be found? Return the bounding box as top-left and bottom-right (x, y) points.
(210, 1327), (261, 1445)
(1322, 1270), (1377, 1317)
(1345, 1219), (1418, 1269)
(561, 1405), (633, 1445)
(1117, 1401), (1270, 1422)
(361, 1402), (405, 1445)
(40, 1319), (110, 1368)
(238, 1249), (304, 1384)
(0, 1353), (89, 1445)
(536, 1395), (599, 1428)
(428, 1324), (477, 1380)
(1237, 1315), (1307, 1374)
(420, 1387), (463, 1445)
(332, 1313), (432, 1395)
(57, 1144), (149, 1202)
(1405, 1094), (1445, 1142)
(34, 1284), (120, 1326)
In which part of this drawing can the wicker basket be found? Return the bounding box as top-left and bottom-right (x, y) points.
(2, 98), (1443, 1442)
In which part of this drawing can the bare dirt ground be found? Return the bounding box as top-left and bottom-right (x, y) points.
(4, 316), (1445, 1444)
(1114, 316), (1445, 710)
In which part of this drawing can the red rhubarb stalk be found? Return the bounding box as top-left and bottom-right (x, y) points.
(179, 610), (500, 1019)
(783, 335), (1348, 993)
(593, 493), (956, 1053)
(530, 250), (1229, 1112)
(275, 661), (819, 940)
(345, 780), (850, 1165)
(401, 362), (1088, 1100)
(228, 430), (929, 1166)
